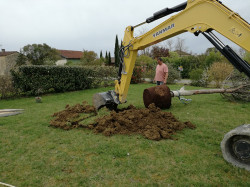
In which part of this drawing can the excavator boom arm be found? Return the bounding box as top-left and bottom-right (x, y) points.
(132, 0), (250, 51)
(93, 0), (250, 110)
(116, 0), (250, 104)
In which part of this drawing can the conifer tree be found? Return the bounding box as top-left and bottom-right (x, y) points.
(114, 35), (120, 67)
(108, 52), (111, 65)
(105, 51), (108, 65)
(100, 50), (103, 58)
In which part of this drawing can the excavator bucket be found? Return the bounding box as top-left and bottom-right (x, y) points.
(93, 91), (118, 110)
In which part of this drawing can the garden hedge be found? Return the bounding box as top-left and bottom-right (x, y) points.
(11, 65), (94, 95)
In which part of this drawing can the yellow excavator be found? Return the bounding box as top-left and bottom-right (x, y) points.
(93, 0), (250, 170)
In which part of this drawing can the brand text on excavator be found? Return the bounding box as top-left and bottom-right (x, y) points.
(153, 23), (175, 37)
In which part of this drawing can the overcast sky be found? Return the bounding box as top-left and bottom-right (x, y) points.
(1, 0), (249, 56)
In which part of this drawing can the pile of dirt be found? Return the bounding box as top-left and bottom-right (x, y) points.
(50, 102), (196, 140)
(50, 101), (97, 130)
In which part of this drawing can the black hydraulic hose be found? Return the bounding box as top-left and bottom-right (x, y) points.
(146, 2), (187, 23)
(118, 46), (124, 82)
(202, 32), (250, 78)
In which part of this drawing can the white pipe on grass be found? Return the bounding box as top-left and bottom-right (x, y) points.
(0, 182), (16, 187)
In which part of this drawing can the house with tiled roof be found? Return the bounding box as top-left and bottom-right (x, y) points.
(0, 49), (19, 76)
(0, 49), (18, 57)
(57, 50), (83, 60)
(56, 50), (83, 65)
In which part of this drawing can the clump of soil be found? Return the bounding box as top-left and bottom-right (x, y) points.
(50, 102), (196, 140)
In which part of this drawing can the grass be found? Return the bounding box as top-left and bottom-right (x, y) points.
(0, 83), (250, 186)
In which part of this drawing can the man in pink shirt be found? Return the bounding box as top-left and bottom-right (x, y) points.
(154, 57), (168, 85)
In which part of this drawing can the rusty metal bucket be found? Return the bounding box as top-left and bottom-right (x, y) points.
(143, 85), (172, 109)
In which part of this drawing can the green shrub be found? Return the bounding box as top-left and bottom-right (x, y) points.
(208, 62), (233, 88)
(11, 65), (94, 96)
(141, 62), (180, 84)
(189, 68), (209, 87)
(82, 66), (118, 88)
(142, 66), (155, 81)
(166, 63), (181, 84)
(0, 76), (16, 99)
(162, 55), (203, 79)
(83, 59), (105, 66)
(135, 55), (155, 67)
(131, 66), (143, 84)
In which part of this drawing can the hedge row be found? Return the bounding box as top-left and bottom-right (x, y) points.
(83, 66), (118, 88)
(11, 66), (94, 95)
(11, 65), (119, 96)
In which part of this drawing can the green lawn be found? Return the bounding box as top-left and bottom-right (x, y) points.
(0, 83), (250, 186)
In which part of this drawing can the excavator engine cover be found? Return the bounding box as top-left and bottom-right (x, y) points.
(143, 85), (172, 109)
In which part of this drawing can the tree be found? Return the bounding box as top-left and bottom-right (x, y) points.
(105, 51), (109, 65)
(114, 35), (120, 67)
(175, 37), (187, 56)
(81, 50), (98, 63)
(100, 50), (103, 58)
(205, 47), (219, 55)
(174, 55), (201, 78)
(244, 51), (250, 63)
(108, 52), (111, 65)
(208, 62), (234, 87)
(15, 52), (28, 66)
(166, 39), (174, 52)
(135, 55), (155, 66)
(150, 46), (169, 58)
(163, 52), (203, 79)
(20, 43), (59, 65)
(204, 50), (223, 67)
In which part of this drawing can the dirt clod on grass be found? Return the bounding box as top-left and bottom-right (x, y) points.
(50, 102), (196, 140)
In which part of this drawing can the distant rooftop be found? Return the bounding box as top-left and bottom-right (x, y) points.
(57, 50), (83, 59)
(174, 50), (191, 56)
(0, 49), (18, 57)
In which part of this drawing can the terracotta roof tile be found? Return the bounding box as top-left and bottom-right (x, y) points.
(57, 50), (83, 59)
(0, 51), (18, 57)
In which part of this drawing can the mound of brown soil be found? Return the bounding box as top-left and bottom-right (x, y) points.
(50, 101), (97, 130)
(50, 102), (196, 140)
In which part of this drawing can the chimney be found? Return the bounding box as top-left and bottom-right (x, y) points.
(2, 49), (5, 53)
